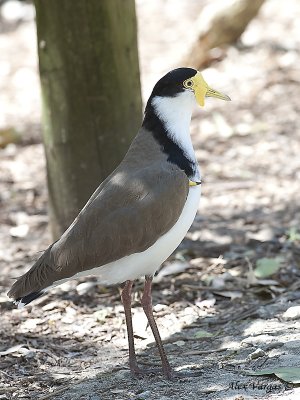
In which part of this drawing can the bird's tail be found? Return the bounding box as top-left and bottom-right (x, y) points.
(8, 244), (58, 308)
(13, 291), (45, 309)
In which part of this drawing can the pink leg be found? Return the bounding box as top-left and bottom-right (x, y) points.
(121, 280), (161, 377)
(121, 280), (140, 375)
(141, 275), (172, 379)
(121, 278), (200, 379)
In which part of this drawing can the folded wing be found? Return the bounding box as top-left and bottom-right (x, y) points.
(8, 162), (188, 300)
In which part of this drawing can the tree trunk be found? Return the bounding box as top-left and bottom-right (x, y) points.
(182, 0), (266, 69)
(34, 0), (142, 239)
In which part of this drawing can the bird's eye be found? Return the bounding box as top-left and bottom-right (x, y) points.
(183, 79), (194, 89)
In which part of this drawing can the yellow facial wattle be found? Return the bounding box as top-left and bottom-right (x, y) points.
(183, 71), (231, 107)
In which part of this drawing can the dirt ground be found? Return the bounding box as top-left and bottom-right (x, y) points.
(1, 0), (300, 399)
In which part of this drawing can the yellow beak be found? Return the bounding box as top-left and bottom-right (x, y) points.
(205, 87), (231, 102)
(191, 71), (231, 107)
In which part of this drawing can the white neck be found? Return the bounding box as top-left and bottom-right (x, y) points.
(152, 92), (200, 180)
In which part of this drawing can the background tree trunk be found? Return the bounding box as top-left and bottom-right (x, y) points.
(34, 0), (142, 239)
(182, 0), (266, 69)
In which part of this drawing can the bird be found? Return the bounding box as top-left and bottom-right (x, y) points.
(8, 67), (230, 379)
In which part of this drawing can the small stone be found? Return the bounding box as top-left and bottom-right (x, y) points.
(136, 390), (151, 399)
(10, 224), (29, 238)
(42, 301), (59, 311)
(76, 281), (96, 295)
(153, 303), (167, 312)
(23, 350), (36, 359)
(132, 310), (148, 337)
(65, 306), (77, 315)
(59, 281), (74, 292)
(211, 276), (226, 290)
(111, 389), (125, 394)
(173, 340), (185, 347)
(282, 306), (300, 320)
(247, 348), (266, 360)
(242, 334), (275, 346)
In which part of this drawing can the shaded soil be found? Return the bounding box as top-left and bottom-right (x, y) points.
(1, 0), (300, 399)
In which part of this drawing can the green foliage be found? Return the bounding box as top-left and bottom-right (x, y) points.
(287, 227), (300, 243)
(246, 367), (300, 384)
(194, 330), (214, 338)
(254, 257), (282, 278)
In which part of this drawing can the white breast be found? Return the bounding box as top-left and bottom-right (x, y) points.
(76, 185), (201, 284)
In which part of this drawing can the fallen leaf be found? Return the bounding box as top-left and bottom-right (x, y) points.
(174, 340), (185, 346)
(282, 306), (300, 321)
(42, 301), (59, 311)
(21, 318), (44, 330)
(194, 330), (214, 338)
(256, 279), (279, 286)
(254, 258), (282, 278)
(9, 224), (29, 238)
(76, 281), (97, 295)
(213, 290), (243, 300)
(246, 367), (300, 384)
(93, 309), (109, 322)
(247, 348), (266, 360)
(195, 298), (216, 309)
(210, 276), (226, 290)
(0, 344), (26, 356)
(0, 127), (20, 148)
(155, 261), (189, 281)
(287, 227), (300, 242)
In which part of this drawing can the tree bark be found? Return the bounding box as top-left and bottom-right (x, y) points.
(34, 0), (142, 239)
(182, 0), (266, 69)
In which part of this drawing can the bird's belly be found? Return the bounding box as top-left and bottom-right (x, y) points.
(76, 186), (201, 284)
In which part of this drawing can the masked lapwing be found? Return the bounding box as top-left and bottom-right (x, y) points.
(8, 67), (230, 379)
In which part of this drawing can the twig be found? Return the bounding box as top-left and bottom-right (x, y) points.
(184, 347), (229, 356)
(181, 284), (213, 291)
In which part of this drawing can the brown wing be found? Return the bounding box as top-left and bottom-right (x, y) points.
(8, 161), (189, 300)
(52, 162), (189, 278)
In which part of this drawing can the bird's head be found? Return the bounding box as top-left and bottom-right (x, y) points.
(142, 68), (231, 178)
(148, 67), (230, 109)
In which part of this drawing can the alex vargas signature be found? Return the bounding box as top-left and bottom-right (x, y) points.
(229, 380), (293, 393)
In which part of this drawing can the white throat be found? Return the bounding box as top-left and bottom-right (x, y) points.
(152, 91), (200, 180)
